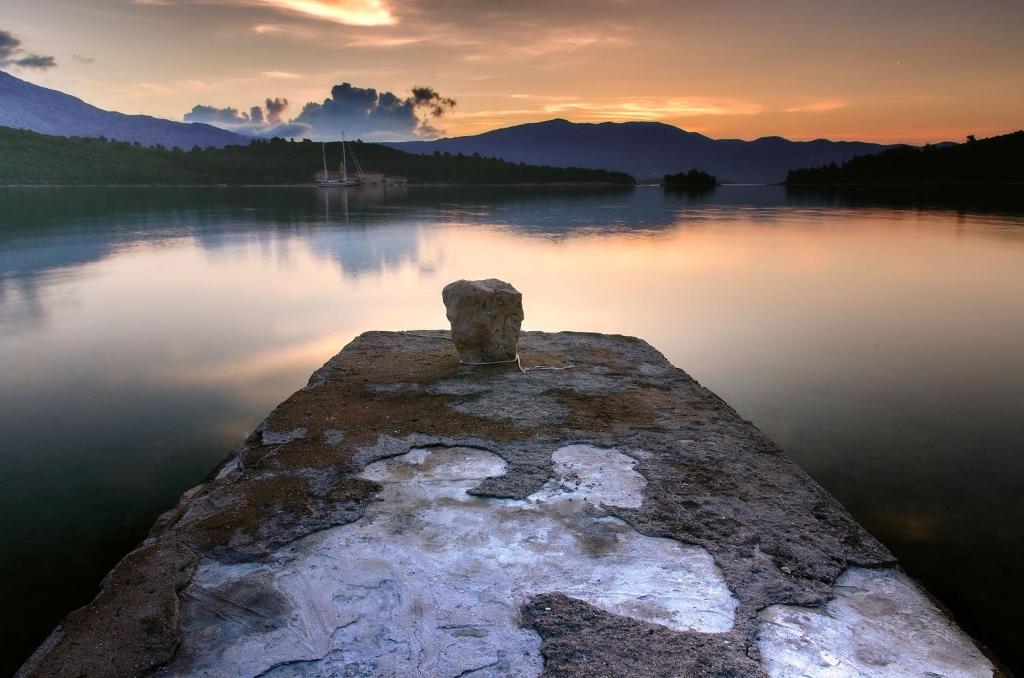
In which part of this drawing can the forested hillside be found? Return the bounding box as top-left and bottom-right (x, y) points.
(786, 131), (1024, 184)
(0, 127), (634, 185)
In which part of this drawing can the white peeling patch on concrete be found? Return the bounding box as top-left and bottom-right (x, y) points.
(527, 444), (648, 508)
(170, 445), (737, 677)
(758, 566), (995, 678)
(322, 429), (346, 446)
(260, 427), (307, 445)
(213, 455), (241, 481)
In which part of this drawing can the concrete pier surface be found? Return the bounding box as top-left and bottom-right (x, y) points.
(19, 331), (997, 677)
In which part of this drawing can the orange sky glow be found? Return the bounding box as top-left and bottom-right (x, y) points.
(4, 0), (1023, 143)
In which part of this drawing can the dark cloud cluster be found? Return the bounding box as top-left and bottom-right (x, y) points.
(411, 87), (458, 118)
(0, 29), (57, 69)
(183, 98), (305, 137)
(265, 97), (288, 123)
(184, 104), (251, 126)
(295, 83), (455, 140)
(184, 84), (455, 141)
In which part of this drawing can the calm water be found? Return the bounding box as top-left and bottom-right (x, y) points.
(1, 185), (1023, 674)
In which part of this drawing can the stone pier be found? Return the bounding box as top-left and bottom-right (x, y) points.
(18, 331), (996, 677)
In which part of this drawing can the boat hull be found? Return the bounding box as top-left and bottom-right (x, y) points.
(317, 180), (363, 188)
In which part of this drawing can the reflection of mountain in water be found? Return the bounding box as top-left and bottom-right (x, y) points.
(4, 185), (1024, 326)
(307, 223), (431, 278)
(0, 229), (118, 332)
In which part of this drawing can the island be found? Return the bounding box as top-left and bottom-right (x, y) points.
(662, 169), (718, 188)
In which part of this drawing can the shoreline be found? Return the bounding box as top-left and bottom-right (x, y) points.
(0, 181), (635, 189)
(784, 181), (1024, 187)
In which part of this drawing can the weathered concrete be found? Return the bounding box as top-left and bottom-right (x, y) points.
(17, 331), (997, 677)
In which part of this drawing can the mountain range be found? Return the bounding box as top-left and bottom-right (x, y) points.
(0, 71), (245, 149)
(1, 71), (903, 182)
(388, 119), (896, 183)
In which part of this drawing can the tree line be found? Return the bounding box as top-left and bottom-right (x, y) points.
(662, 169), (718, 187)
(786, 131), (1024, 184)
(0, 127), (636, 186)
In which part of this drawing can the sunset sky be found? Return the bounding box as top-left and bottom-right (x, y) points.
(2, 0), (1023, 143)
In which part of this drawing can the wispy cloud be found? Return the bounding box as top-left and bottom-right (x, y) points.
(256, 0), (395, 25)
(252, 23), (281, 33)
(342, 26), (482, 49)
(250, 22), (322, 40)
(458, 25), (632, 63)
(0, 28), (57, 69)
(138, 79), (220, 95)
(784, 98), (848, 113)
(507, 93), (580, 102)
(514, 29), (631, 57)
(544, 98), (764, 120)
(345, 35), (425, 47)
(138, 0), (396, 26)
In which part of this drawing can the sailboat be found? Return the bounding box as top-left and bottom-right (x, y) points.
(317, 133), (364, 188)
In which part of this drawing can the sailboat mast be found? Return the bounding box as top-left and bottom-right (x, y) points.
(321, 142), (328, 181)
(341, 133), (348, 182)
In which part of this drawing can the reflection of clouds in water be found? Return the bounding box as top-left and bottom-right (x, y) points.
(305, 222), (428, 279)
(0, 275), (47, 333)
(0, 186), (1022, 675)
(0, 234), (117, 332)
(3, 185), (1024, 336)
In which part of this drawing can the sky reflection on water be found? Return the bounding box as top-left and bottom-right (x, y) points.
(1, 185), (1023, 673)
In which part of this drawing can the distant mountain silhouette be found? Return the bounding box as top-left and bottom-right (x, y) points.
(387, 118), (895, 183)
(0, 71), (245, 149)
(786, 131), (1023, 184)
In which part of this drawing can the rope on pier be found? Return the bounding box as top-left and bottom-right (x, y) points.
(399, 331), (574, 374)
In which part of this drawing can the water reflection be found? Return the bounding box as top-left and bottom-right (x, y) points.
(1, 185), (1024, 674)
(786, 183), (1024, 218)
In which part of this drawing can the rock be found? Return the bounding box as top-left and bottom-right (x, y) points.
(442, 279), (524, 363)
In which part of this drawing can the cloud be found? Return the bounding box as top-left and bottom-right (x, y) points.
(184, 82), (455, 141)
(542, 97), (764, 120)
(183, 101), (307, 136)
(345, 35), (426, 48)
(293, 83), (456, 140)
(261, 70), (302, 79)
(184, 104), (252, 126)
(72, 53), (96, 64)
(251, 22), (319, 39)
(136, 0), (395, 26)
(252, 0), (395, 25)
(265, 97), (288, 122)
(0, 30), (20, 61)
(784, 98), (848, 113)
(0, 29), (57, 69)
(12, 54), (56, 69)
(410, 86), (456, 118)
